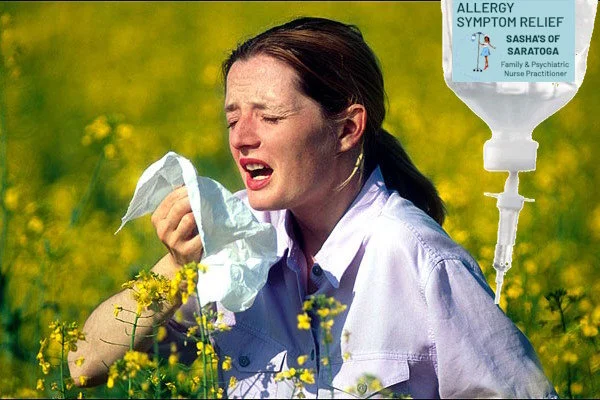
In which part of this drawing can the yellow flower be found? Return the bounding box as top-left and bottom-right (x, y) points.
(571, 382), (583, 395)
(302, 299), (314, 311)
(75, 357), (85, 367)
(592, 306), (600, 324)
(104, 143), (117, 160)
(78, 375), (88, 386)
(321, 357), (329, 366)
(107, 376), (114, 389)
(77, 392), (83, 399)
(369, 378), (383, 392)
(198, 263), (209, 273)
(297, 313), (311, 330)
(299, 369), (315, 385)
(320, 319), (334, 330)
(186, 326), (199, 338)
(123, 270), (171, 315)
(217, 322), (231, 332)
(81, 134), (92, 146)
(562, 351), (578, 365)
(3, 187), (19, 211)
(196, 341), (214, 356)
(36, 378), (44, 391)
(343, 352), (352, 361)
(506, 285), (523, 299)
(579, 298), (593, 313)
(157, 326), (168, 342)
(87, 116), (111, 141)
(141, 381), (150, 392)
(229, 376), (238, 388)
(116, 124), (133, 139)
(316, 308), (330, 318)
(113, 304), (122, 317)
(210, 387), (224, 399)
(297, 355), (308, 366)
(288, 367), (297, 377)
(168, 353), (179, 366)
(40, 361), (51, 375)
(222, 356), (232, 371)
(27, 217), (44, 234)
(581, 316), (598, 337)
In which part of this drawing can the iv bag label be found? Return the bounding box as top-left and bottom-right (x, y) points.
(451, 0), (575, 82)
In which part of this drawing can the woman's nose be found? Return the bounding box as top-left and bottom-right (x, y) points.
(229, 115), (260, 150)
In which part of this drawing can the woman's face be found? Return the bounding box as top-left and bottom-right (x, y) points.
(225, 54), (341, 212)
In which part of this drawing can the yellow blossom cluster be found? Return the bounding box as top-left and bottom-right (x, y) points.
(190, 309), (231, 338)
(48, 320), (86, 354)
(81, 115), (133, 160)
(301, 294), (347, 345)
(36, 321), (87, 398)
(121, 270), (172, 316)
(274, 362), (317, 398)
(36, 338), (51, 375)
(107, 350), (158, 389)
(170, 262), (205, 304)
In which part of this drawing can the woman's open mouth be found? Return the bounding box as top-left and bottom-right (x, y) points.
(240, 158), (273, 190)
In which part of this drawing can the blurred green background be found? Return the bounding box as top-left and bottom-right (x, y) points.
(0, 1), (598, 398)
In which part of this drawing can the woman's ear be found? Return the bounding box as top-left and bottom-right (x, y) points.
(337, 104), (367, 153)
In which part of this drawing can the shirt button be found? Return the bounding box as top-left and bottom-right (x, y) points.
(357, 382), (368, 395)
(311, 264), (323, 277)
(238, 355), (250, 367)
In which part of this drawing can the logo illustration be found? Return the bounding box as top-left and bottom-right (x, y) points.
(471, 32), (496, 72)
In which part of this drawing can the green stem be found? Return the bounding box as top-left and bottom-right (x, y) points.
(60, 325), (66, 399)
(152, 323), (160, 399)
(195, 291), (209, 399)
(70, 153), (105, 227)
(290, 381), (297, 399)
(557, 299), (573, 399)
(324, 340), (333, 400)
(129, 314), (140, 399)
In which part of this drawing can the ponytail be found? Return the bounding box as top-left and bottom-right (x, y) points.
(364, 129), (446, 226)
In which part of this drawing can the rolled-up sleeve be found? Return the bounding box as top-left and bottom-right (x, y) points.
(425, 258), (558, 399)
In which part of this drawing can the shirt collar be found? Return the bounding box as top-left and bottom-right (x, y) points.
(274, 167), (390, 287)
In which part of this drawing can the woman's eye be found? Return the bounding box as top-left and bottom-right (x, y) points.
(227, 120), (238, 129)
(262, 116), (282, 124)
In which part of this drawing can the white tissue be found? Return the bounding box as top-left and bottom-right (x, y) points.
(116, 151), (278, 312)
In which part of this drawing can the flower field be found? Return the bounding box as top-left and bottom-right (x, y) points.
(0, 2), (599, 398)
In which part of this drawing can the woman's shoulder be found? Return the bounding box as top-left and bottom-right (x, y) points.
(367, 192), (481, 282)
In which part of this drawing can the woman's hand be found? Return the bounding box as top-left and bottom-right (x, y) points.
(151, 186), (203, 266)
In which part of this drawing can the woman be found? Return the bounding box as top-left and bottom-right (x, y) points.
(70, 17), (556, 398)
(480, 35), (496, 70)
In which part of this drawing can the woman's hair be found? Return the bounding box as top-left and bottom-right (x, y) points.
(222, 17), (446, 225)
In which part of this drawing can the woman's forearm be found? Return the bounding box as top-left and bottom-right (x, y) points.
(68, 253), (182, 387)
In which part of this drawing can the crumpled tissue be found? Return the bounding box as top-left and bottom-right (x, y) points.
(115, 151), (278, 312)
